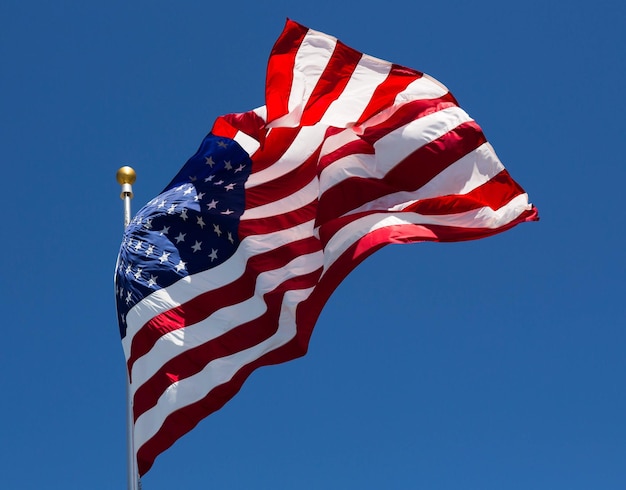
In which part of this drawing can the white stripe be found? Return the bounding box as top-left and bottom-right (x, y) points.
(130, 250), (323, 391)
(123, 219), (316, 357)
(320, 54), (391, 127)
(233, 130), (260, 156)
(395, 75), (449, 104)
(422, 142), (505, 197)
(134, 286), (315, 453)
(242, 177), (319, 220)
(230, 106), (266, 156)
(252, 106), (267, 120)
(292, 29), (336, 116)
(321, 194), (532, 275)
(318, 106), (474, 193)
(320, 75), (450, 135)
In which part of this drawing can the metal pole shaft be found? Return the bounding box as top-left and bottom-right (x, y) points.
(126, 379), (139, 490)
(123, 194), (132, 228)
(117, 167), (139, 490)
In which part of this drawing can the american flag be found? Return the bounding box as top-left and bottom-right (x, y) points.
(115, 19), (538, 477)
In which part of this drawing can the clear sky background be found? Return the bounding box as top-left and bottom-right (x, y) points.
(2, 1), (625, 489)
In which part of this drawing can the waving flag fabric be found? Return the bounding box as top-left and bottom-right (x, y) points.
(115, 19), (538, 477)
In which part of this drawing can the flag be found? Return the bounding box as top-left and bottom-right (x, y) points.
(115, 19), (538, 477)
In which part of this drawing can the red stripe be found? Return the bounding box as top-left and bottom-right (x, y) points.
(356, 64), (424, 124)
(373, 208), (539, 244)
(127, 237), (321, 376)
(265, 20), (309, 123)
(316, 121), (487, 226)
(210, 116), (237, 139)
(404, 170), (526, 216)
(318, 204), (538, 250)
(300, 40), (362, 126)
(239, 202), (317, 237)
(359, 93), (458, 145)
(133, 268), (322, 421)
(211, 111), (267, 143)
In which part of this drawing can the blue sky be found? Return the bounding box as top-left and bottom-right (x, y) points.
(2, 1), (625, 489)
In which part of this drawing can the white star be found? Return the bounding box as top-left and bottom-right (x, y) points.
(213, 180), (224, 186)
(221, 209), (234, 215)
(175, 184), (186, 191)
(194, 192), (205, 202)
(189, 175), (197, 182)
(160, 225), (170, 235)
(125, 291), (132, 304)
(134, 240), (143, 250)
(167, 204), (177, 214)
(192, 241), (202, 253)
(146, 244), (154, 256)
(158, 199), (167, 208)
(180, 208), (189, 221)
(144, 218), (153, 229)
(227, 232), (234, 244)
(213, 224), (222, 236)
(147, 275), (158, 288)
(197, 216), (206, 229)
(204, 175), (215, 182)
(159, 251), (171, 264)
(175, 260), (186, 272)
(209, 249), (218, 261)
(224, 183), (235, 191)
(224, 160), (233, 170)
(183, 186), (193, 195)
(207, 199), (218, 210)
(134, 268), (142, 280)
(235, 164), (245, 173)
(125, 264), (132, 275)
(175, 232), (186, 243)
(217, 140), (228, 149)
(205, 156), (215, 167)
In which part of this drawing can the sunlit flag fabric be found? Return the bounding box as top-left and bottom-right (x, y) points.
(115, 19), (538, 477)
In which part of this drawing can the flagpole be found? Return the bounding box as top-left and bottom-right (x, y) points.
(117, 166), (140, 490)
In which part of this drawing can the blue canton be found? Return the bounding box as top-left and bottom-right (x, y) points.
(115, 134), (252, 338)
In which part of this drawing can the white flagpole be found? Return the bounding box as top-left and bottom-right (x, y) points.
(116, 166), (141, 490)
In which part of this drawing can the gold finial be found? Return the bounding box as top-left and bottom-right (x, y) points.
(116, 166), (137, 185)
